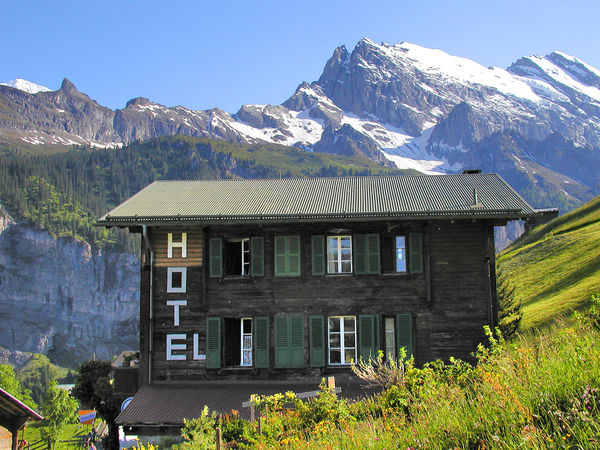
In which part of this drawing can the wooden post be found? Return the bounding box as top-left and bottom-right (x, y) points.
(327, 376), (336, 390)
(215, 427), (222, 450)
(250, 405), (255, 422)
(257, 416), (262, 435)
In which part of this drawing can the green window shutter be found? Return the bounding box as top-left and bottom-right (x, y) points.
(409, 233), (423, 274)
(311, 235), (325, 275)
(274, 236), (287, 277)
(354, 234), (367, 274)
(209, 238), (222, 278)
(206, 317), (221, 369)
(253, 316), (269, 368)
(274, 315), (290, 367)
(355, 234), (380, 275)
(250, 237), (264, 277)
(290, 315), (305, 367)
(275, 236), (301, 277)
(367, 234), (381, 274)
(287, 236), (301, 276)
(309, 316), (325, 367)
(359, 314), (380, 363)
(396, 313), (413, 361)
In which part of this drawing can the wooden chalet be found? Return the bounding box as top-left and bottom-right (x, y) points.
(97, 173), (545, 435)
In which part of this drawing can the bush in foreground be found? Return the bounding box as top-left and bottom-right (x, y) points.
(179, 298), (600, 448)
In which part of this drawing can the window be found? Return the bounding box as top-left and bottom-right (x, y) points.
(327, 236), (352, 274)
(384, 317), (396, 360)
(209, 237), (264, 278)
(395, 236), (406, 272)
(206, 317), (269, 369)
(225, 238), (250, 276)
(223, 317), (253, 367)
(167, 267), (186, 293)
(241, 318), (253, 366)
(328, 316), (356, 364)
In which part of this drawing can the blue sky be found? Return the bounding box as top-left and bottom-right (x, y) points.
(2, 1), (598, 113)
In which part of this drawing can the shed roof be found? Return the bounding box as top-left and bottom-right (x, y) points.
(97, 174), (540, 226)
(0, 388), (43, 432)
(116, 381), (378, 425)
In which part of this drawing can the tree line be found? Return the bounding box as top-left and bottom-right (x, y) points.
(0, 136), (398, 252)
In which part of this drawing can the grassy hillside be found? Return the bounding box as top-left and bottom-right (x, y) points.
(497, 195), (600, 330)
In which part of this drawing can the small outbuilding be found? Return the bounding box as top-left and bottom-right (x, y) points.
(0, 388), (43, 450)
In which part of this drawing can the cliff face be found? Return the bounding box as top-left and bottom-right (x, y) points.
(0, 212), (139, 365)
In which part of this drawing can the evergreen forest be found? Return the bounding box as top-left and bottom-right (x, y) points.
(0, 136), (405, 252)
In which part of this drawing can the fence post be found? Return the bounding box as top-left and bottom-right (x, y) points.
(215, 427), (222, 450)
(327, 376), (336, 390)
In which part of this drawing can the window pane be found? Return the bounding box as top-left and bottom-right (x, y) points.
(344, 349), (356, 364)
(385, 332), (394, 348)
(344, 318), (355, 332)
(242, 319), (252, 334)
(327, 238), (338, 251)
(242, 350), (252, 366)
(243, 336), (252, 350)
(330, 349), (341, 364)
(329, 317), (340, 332)
(328, 260), (338, 273)
(396, 236), (406, 272)
(344, 334), (355, 347)
(329, 334), (340, 347)
(341, 261), (352, 273)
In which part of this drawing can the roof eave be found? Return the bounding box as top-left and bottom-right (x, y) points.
(96, 209), (539, 227)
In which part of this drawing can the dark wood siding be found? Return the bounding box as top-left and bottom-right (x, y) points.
(144, 220), (496, 381)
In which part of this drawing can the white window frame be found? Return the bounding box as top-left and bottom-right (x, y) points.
(327, 235), (352, 274)
(167, 267), (187, 293)
(328, 316), (357, 365)
(395, 236), (407, 273)
(384, 317), (396, 360)
(240, 317), (253, 366)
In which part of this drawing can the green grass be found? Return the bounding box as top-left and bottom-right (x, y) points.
(178, 321), (600, 449)
(24, 423), (93, 449)
(497, 195), (600, 330)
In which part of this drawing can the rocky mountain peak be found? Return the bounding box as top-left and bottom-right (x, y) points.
(317, 44), (350, 94)
(125, 97), (152, 108)
(59, 78), (78, 94)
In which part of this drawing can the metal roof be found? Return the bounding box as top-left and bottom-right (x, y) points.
(116, 381), (379, 425)
(98, 174), (540, 226)
(0, 388), (43, 432)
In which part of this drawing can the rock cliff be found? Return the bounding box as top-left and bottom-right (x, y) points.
(0, 208), (138, 365)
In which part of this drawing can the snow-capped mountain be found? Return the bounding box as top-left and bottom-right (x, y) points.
(1, 38), (599, 206)
(0, 78), (51, 94)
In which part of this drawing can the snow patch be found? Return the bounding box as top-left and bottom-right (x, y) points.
(1, 78), (51, 94)
(377, 42), (542, 102)
(522, 55), (600, 102)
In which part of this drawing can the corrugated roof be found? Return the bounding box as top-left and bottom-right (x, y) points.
(98, 174), (539, 226)
(116, 381), (379, 425)
(0, 388), (43, 423)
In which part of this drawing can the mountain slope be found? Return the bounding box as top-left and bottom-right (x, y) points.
(2, 38), (600, 211)
(497, 195), (600, 330)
